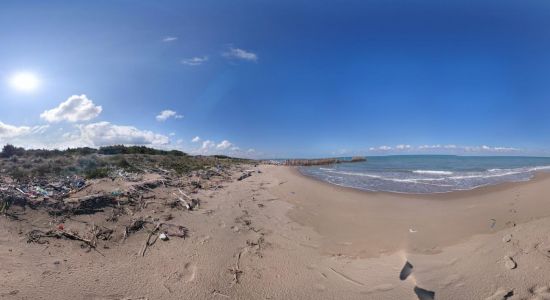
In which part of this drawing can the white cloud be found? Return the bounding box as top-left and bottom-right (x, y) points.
(191, 136), (201, 143)
(41, 95), (102, 123)
(395, 144), (411, 150)
(223, 47), (258, 62)
(247, 148), (256, 153)
(0, 121), (32, 138)
(162, 36), (178, 42)
(78, 122), (169, 146)
(216, 140), (232, 150)
(156, 110), (183, 122)
(169, 132), (176, 136)
(201, 140), (215, 151)
(181, 56), (208, 66)
(369, 145), (392, 151)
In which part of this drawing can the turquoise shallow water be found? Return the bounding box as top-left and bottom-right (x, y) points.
(299, 155), (550, 194)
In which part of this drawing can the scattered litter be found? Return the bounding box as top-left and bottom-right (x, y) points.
(489, 219), (497, 229)
(159, 233), (169, 241)
(409, 228), (418, 233)
(502, 234), (512, 243)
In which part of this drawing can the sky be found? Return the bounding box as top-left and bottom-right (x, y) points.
(1, 0), (550, 158)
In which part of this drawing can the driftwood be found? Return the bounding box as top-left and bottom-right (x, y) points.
(140, 223), (161, 256)
(237, 172), (252, 181)
(124, 218), (147, 239)
(27, 229), (95, 248)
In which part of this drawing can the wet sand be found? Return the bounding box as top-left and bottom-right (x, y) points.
(271, 167), (550, 258)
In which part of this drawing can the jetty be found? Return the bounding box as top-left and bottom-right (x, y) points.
(282, 156), (366, 166)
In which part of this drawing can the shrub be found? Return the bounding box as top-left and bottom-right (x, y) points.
(85, 167), (110, 179)
(1, 144), (25, 158)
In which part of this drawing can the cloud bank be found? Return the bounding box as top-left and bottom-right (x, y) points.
(368, 144), (520, 154)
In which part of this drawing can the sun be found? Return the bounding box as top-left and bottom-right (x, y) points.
(9, 72), (40, 92)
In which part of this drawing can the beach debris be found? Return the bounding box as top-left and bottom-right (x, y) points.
(400, 261), (414, 280)
(237, 171), (252, 181)
(141, 223), (161, 256)
(140, 223), (188, 256)
(170, 189), (200, 211)
(414, 286), (435, 300)
(489, 219), (497, 229)
(504, 256), (517, 270)
(502, 234), (512, 243)
(26, 229), (95, 248)
(124, 218), (147, 239)
(409, 228), (418, 233)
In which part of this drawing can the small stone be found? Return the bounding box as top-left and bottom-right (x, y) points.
(502, 234), (512, 243)
(504, 256), (517, 269)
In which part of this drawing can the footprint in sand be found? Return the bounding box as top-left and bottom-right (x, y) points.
(165, 262), (198, 292)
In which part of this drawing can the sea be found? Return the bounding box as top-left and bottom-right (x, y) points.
(298, 155), (550, 194)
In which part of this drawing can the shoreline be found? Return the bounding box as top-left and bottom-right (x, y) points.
(293, 166), (550, 200)
(268, 165), (550, 258)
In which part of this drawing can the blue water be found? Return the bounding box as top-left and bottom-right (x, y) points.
(299, 155), (550, 194)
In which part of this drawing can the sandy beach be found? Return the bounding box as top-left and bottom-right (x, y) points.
(3, 165), (550, 299)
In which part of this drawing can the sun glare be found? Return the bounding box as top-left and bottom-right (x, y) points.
(9, 72), (40, 92)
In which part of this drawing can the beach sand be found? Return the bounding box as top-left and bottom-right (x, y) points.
(2, 165), (550, 299)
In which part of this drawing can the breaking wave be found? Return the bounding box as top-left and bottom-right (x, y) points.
(299, 157), (550, 194)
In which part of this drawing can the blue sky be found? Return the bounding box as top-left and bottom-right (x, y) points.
(1, 0), (550, 158)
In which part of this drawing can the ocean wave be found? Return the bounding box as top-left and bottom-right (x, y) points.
(529, 166), (550, 172)
(412, 170), (453, 175)
(304, 163), (550, 194)
(323, 170), (451, 185)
